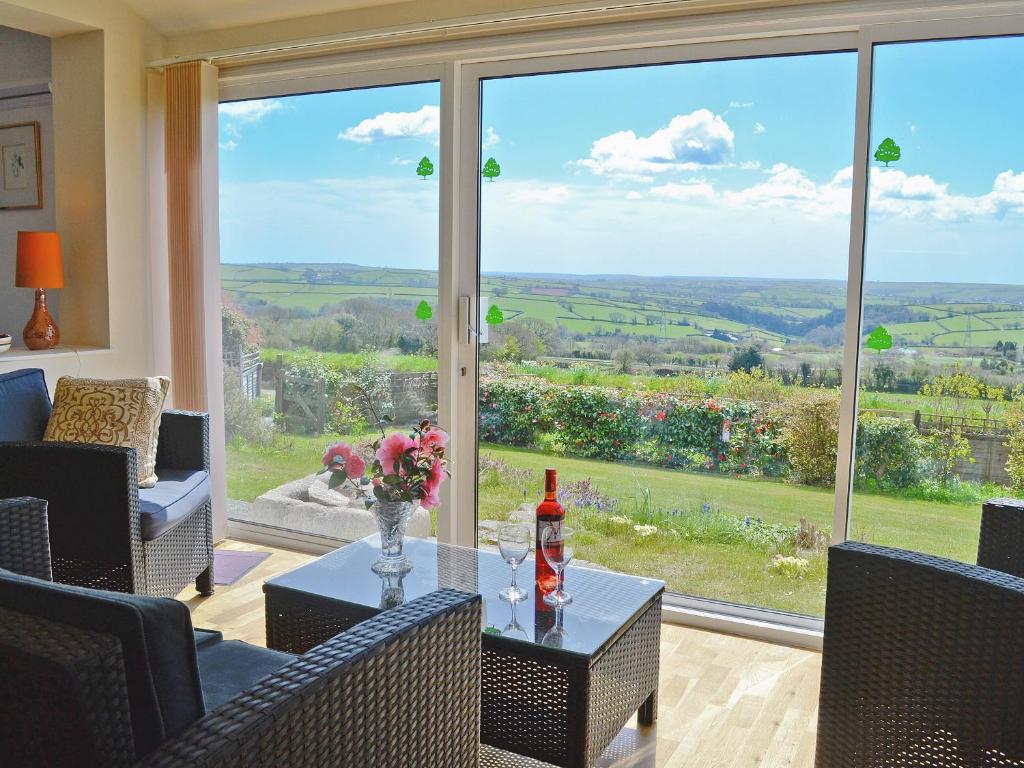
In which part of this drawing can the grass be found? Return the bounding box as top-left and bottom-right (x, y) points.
(226, 433), (986, 618)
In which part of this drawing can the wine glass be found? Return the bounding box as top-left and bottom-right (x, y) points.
(541, 525), (575, 607)
(497, 522), (531, 603)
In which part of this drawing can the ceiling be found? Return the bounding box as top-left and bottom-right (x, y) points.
(119, 0), (415, 36)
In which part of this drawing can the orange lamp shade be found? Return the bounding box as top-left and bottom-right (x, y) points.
(16, 231), (64, 289)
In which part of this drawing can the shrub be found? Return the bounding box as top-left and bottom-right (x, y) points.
(920, 427), (973, 484)
(479, 375), (552, 446)
(768, 555), (810, 579)
(855, 413), (923, 489)
(223, 365), (276, 446)
(777, 389), (841, 486)
(1006, 403), (1024, 494)
(550, 385), (642, 460)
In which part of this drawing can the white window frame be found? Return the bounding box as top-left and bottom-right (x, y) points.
(211, 4), (1024, 646)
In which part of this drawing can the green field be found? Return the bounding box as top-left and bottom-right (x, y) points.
(226, 434), (982, 616)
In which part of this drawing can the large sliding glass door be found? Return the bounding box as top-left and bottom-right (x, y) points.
(849, 34), (1024, 561)
(218, 78), (443, 544)
(475, 50), (857, 617)
(210, 9), (1024, 630)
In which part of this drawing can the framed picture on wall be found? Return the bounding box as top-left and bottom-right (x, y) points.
(0, 121), (43, 209)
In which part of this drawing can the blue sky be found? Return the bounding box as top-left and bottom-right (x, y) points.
(220, 38), (1024, 285)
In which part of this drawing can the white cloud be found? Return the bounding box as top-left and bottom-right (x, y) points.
(509, 185), (572, 205)
(577, 109), (735, 181)
(219, 99), (283, 123)
(483, 126), (501, 149)
(753, 122), (766, 135)
(339, 105), (439, 143)
(869, 167), (1024, 221)
(649, 181), (716, 202)
(391, 157), (414, 166)
(729, 100), (754, 109)
(721, 163), (853, 217)
(625, 191), (643, 200)
(220, 139), (238, 151)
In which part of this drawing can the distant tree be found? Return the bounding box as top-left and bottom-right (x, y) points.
(871, 362), (898, 392)
(613, 347), (635, 374)
(996, 340), (1005, 353)
(498, 335), (523, 363)
(416, 156), (434, 180)
(798, 361), (813, 386)
(874, 137), (901, 166)
(728, 345), (764, 373)
(634, 343), (663, 367)
(608, 311), (625, 324)
(481, 157), (501, 181)
(1005, 341), (1018, 359)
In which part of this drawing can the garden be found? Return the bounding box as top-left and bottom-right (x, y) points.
(225, 351), (1022, 617)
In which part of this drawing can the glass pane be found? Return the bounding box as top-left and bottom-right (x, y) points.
(219, 82), (441, 541)
(851, 36), (1024, 561)
(477, 52), (856, 616)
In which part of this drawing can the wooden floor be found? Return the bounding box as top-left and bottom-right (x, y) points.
(179, 540), (821, 768)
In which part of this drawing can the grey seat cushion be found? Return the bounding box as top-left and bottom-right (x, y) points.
(139, 469), (211, 540)
(0, 368), (51, 442)
(0, 567), (205, 758)
(197, 640), (294, 711)
(194, 628), (224, 649)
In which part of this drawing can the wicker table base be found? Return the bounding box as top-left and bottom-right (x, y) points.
(264, 537), (664, 768)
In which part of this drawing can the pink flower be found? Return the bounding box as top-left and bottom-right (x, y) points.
(376, 433), (415, 474)
(345, 454), (366, 480)
(420, 459), (446, 510)
(323, 442), (353, 470)
(418, 427), (448, 454)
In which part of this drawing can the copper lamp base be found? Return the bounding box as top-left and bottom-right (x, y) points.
(23, 288), (59, 350)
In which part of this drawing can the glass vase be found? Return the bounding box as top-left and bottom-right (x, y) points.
(371, 500), (415, 574)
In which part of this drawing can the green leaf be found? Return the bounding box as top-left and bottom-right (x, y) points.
(481, 157), (501, 181)
(415, 300), (433, 321)
(416, 156), (434, 179)
(327, 471), (347, 490)
(873, 137), (901, 167)
(866, 325), (893, 353)
(485, 304), (504, 325)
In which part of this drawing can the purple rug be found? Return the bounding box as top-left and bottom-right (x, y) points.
(214, 550), (271, 585)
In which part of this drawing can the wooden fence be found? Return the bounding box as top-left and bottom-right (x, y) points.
(275, 370), (438, 435)
(224, 344), (263, 401)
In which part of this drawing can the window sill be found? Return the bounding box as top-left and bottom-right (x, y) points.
(0, 345), (111, 365)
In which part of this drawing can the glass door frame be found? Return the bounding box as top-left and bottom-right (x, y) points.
(211, 4), (1024, 638)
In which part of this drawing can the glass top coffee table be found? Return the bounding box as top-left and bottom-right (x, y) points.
(264, 536), (664, 768)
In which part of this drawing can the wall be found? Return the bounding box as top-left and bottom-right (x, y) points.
(0, 25), (56, 342)
(0, 0), (164, 387)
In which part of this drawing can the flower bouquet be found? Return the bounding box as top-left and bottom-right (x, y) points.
(320, 419), (448, 573)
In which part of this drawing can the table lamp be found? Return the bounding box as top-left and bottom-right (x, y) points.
(15, 231), (64, 350)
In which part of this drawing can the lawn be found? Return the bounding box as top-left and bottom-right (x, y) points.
(226, 434), (984, 618)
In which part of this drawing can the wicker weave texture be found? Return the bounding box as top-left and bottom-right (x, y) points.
(0, 496), (52, 580)
(267, 573), (662, 768)
(978, 497), (1024, 578)
(0, 411), (214, 598)
(0, 607), (136, 767)
(143, 589), (481, 768)
(816, 541), (1024, 768)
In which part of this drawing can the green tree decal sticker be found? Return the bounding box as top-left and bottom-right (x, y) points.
(873, 137), (901, 166)
(415, 300), (433, 321)
(866, 325), (893, 353)
(481, 157), (501, 182)
(416, 156), (434, 180)
(485, 304), (504, 325)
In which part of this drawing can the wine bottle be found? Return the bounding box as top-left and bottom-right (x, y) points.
(535, 468), (563, 592)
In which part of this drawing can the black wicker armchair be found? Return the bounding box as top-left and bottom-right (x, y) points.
(0, 369), (214, 598)
(0, 501), (483, 768)
(816, 497), (1024, 768)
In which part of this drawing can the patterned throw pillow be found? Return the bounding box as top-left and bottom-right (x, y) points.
(43, 376), (171, 488)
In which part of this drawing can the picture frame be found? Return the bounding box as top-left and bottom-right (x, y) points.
(0, 121), (42, 210)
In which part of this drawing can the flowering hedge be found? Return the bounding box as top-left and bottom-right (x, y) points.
(479, 371), (788, 477)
